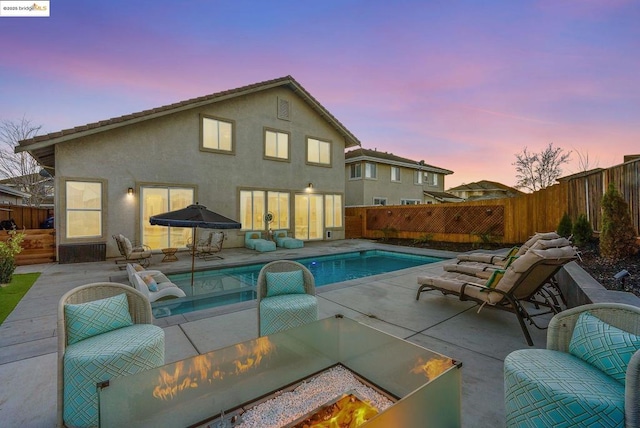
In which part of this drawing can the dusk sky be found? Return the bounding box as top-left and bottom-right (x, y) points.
(1, 0), (638, 189)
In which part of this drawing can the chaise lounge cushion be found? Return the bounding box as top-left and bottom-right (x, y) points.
(64, 294), (133, 345)
(505, 349), (625, 427)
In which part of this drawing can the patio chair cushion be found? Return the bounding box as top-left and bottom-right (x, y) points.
(64, 293), (133, 345)
(282, 238), (304, 249)
(569, 312), (640, 385)
(254, 240), (276, 252)
(63, 324), (164, 427)
(259, 294), (318, 336)
(505, 349), (624, 427)
(266, 270), (305, 297)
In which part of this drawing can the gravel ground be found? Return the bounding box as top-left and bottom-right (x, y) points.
(382, 238), (640, 296)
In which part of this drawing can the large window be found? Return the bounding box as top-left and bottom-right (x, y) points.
(325, 194), (342, 228)
(267, 191), (290, 229)
(141, 186), (194, 249)
(65, 180), (102, 239)
(349, 163), (361, 179)
(264, 129), (290, 161)
(240, 190), (290, 230)
(365, 162), (377, 179)
(391, 166), (401, 182)
(201, 115), (233, 153)
(307, 137), (331, 166)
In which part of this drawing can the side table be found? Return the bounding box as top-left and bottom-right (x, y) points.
(161, 247), (178, 262)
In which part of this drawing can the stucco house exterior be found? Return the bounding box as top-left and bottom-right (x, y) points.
(17, 76), (360, 260)
(447, 180), (524, 201)
(344, 148), (454, 206)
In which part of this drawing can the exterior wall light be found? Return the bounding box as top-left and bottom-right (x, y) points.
(127, 187), (134, 196)
(307, 182), (314, 189)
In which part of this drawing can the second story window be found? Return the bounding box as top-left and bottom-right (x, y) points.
(201, 115), (234, 153)
(426, 172), (439, 186)
(391, 166), (400, 182)
(350, 163), (362, 179)
(307, 137), (331, 166)
(414, 170), (423, 185)
(264, 129), (290, 161)
(365, 162), (377, 179)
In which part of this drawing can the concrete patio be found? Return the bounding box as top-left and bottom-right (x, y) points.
(0, 239), (553, 427)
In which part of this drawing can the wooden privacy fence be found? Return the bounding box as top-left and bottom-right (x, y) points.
(0, 229), (56, 265)
(0, 204), (52, 229)
(565, 157), (640, 234)
(346, 182), (569, 244)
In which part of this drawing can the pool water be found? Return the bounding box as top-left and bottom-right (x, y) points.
(152, 250), (441, 318)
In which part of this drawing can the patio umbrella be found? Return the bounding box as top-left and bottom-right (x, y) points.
(149, 203), (241, 286)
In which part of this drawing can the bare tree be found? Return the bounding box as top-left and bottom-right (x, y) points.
(513, 143), (571, 192)
(574, 149), (599, 172)
(0, 117), (50, 207)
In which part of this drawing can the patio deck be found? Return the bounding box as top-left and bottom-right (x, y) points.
(0, 239), (551, 427)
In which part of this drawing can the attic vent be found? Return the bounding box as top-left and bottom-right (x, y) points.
(277, 97), (290, 120)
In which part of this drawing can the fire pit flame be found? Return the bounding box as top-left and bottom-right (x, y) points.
(153, 337), (275, 400)
(288, 392), (379, 428)
(410, 356), (454, 380)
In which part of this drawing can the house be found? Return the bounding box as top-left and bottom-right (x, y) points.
(447, 180), (524, 201)
(17, 76), (360, 260)
(0, 184), (30, 206)
(344, 148), (453, 206)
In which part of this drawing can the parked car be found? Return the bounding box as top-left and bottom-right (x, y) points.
(40, 216), (54, 229)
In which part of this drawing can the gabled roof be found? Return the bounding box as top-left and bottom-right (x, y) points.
(17, 75), (361, 168)
(447, 180), (523, 195)
(423, 191), (464, 203)
(345, 148), (453, 175)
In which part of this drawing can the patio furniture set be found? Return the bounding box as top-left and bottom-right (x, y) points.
(56, 232), (638, 427)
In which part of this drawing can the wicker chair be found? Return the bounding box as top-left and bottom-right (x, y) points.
(113, 234), (152, 269)
(257, 260), (318, 336)
(505, 303), (640, 427)
(58, 282), (164, 427)
(195, 231), (225, 260)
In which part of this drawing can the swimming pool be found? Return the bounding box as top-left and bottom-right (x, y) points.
(152, 250), (441, 318)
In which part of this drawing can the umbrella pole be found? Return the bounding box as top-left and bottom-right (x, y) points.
(191, 226), (196, 288)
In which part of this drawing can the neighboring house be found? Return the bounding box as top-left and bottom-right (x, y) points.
(0, 184), (30, 205)
(17, 76), (360, 259)
(345, 148), (453, 206)
(0, 173), (55, 207)
(447, 180), (524, 201)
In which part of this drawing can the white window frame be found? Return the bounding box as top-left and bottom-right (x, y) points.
(240, 190), (266, 231)
(201, 115), (234, 153)
(391, 166), (401, 182)
(373, 197), (387, 206)
(426, 172), (439, 186)
(365, 162), (377, 179)
(414, 170), (423, 185)
(401, 199), (421, 205)
(349, 163), (362, 179)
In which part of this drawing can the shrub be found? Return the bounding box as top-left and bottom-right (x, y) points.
(557, 213), (573, 238)
(599, 183), (637, 261)
(572, 214), (593, 247)
(0, 231), (25, 284)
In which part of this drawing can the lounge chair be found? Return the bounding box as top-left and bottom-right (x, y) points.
(57, 282), (165, 427)
(456, 231), (561, 265)
(445, 236), (574, 276)
(273, 229), (304, 249)
(113, 233), (152, 269)
(194, 231), (225, 260)
(257, 260), (318, 336)
(417, 245), (577, 346)
(244, 230), (276, 252)
(505, 303), (640, 427)
(126, 263), (186, 302)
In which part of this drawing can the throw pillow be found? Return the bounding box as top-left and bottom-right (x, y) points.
(133, 263), (145, 272)
(266, 270), (305, 297)
(64, 293), (133, 345)
(569, 311), (640, 384)
(142, 275), (159, 292)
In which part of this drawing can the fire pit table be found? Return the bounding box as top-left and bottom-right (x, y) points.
(98, 315), (461, 427)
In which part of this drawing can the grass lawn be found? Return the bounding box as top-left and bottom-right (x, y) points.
(0, 273), (41, 324)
